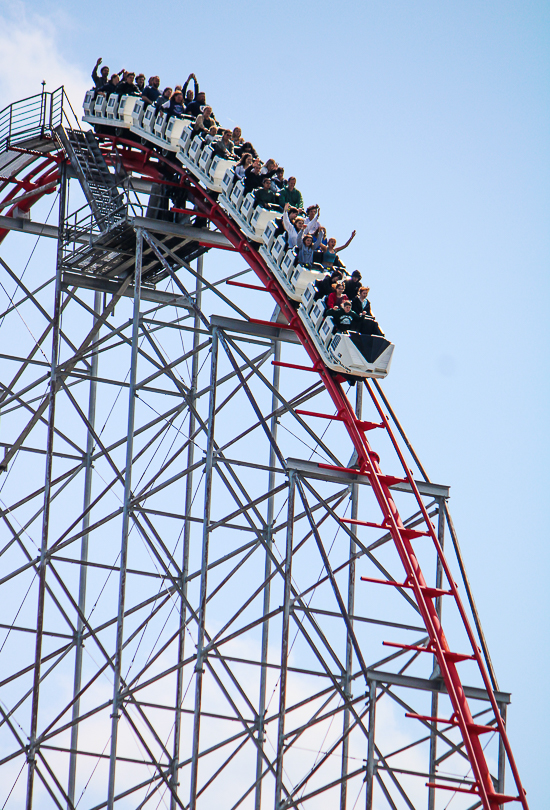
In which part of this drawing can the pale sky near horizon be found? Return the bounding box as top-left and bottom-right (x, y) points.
(0, 0), (548, 806)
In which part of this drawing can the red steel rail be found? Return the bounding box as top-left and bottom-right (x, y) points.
(0, 147), (63, 243)
(0, 131), (529, 809)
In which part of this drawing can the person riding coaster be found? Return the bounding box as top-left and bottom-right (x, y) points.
(325, 299), (385, 337)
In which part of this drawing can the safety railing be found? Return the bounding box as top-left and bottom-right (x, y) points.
(0, 86), (65, 153)
(62, 186), (146, 250)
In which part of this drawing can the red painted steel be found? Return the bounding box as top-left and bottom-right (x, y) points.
(271, 361), (319, 373)
(225, 280), (270, 292)
(0, 154), (62, 243)
(0, 130), (529, 810)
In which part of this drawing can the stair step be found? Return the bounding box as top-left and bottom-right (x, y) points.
(58, 125), (126, 232)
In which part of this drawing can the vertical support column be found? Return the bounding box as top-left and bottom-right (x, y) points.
(340, 383), (363, 810)
(365, 679), (377, 810)
(26, 161), (67, 810)
(171, 254), (204, 809)
(255, 339), (281, 810)
(274, 470), (295, 810)
(107, 228), (143, 810)
(189, 326), (219, 810)
(428, 497), (445, 810)
(497, 701), (507, 806)
(67, 289), (101, 807)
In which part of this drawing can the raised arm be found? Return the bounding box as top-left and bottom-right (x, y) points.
(313, 227), (326, 249)
(181, 75), (191, 98)
(304, 206), (319, 234)
(335, 230), (356, 252)
(92, 58), (102, 82)
(282, 204), (294, 235)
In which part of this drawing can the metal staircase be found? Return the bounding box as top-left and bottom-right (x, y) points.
(56, 126), (126, 231)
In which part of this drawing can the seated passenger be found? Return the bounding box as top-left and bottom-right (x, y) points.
(193, 106), (217, 136)
(325, 299), (363, 333)
(161, 90), (186, 118)
(351, 286), (385, 336)
(326, 282), (349, 310)
(116, 71), (141, 96)
(314, 269), (344, 300)
(345, 270), (362, 299)
(304, 204), (322, 236)
(351, 285), (372, 316)
(182, 74), (199, 106)
(135, 74), (146, 94)
(143, 76), (161, 104)
(204, 126), (219, 145)
(318, 232), (356, 270)
(213, 129), (236, 159)
(244, 159), (278, 194)
(156, 87), (173, 110)
(97, 73), (121, 98)
(282, 203), (305, 248)
(92, 58), (113, 89)
(296, 230), (324, 267)
(271, 167), (286, 193)
(279, 176), (304, 210)
(235, 140), (258, 160)
(231, 127), (245, 148)
(235, 153), (253, 180)
(243, 158), (264, 194)
(260, 158), (279, 176)
(185, 90), (207, 118)
(254, 177), (283, 211)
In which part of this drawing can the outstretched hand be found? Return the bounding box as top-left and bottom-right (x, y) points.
(350, 230), (356, 239)
(96, 57), (102, 66)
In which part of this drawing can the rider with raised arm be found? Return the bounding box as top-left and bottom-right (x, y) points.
(296, 229), (324, 267)
(282, 203), (306, 248)
(318, 231), (356, 269)
(92, 58), (124, 89)
(92, 58), (110, 88)
(182, 73), (199, 106)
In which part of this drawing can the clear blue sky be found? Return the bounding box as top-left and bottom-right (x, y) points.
(0, 0), (548, 805)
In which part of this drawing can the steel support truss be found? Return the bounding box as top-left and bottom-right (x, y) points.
(0, 148), (526, 810)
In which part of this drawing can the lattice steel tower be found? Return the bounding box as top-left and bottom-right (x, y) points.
(0, 88), (528, 810)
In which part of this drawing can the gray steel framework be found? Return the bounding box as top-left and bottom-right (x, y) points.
(0, 148), (512, 810)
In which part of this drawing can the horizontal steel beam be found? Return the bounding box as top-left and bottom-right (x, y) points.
(0, 216), (233, 255)
(61, 272), (193, 309)
(0, 214), (63, 240)
(286, 457), (450, 499)
(0, 215), (97, 246)
(210, 315), (301, 345)
(131, 216), (232, 248)
(121, 177), (155, 194)
(366, 668), (511, 704)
